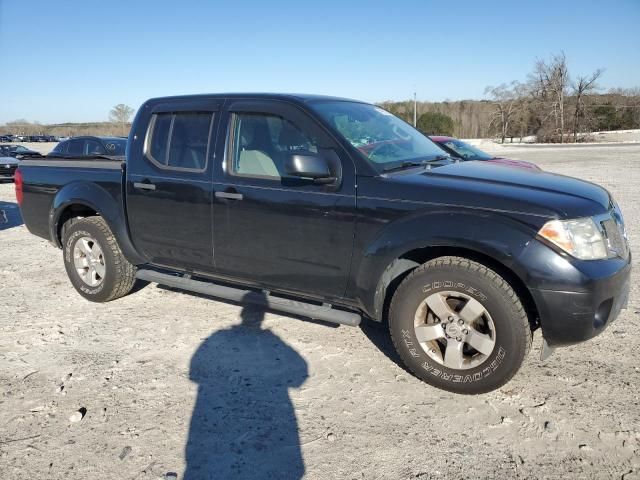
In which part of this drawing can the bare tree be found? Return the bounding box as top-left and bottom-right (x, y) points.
(4, 119), (44, 136)
(109, 104), (135, 136)
(530, 52), (570, 142)
(571, 69), (604, 141)
(484, 81), (526, 143)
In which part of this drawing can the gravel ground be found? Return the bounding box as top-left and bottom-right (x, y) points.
(1, 145), (639, 479)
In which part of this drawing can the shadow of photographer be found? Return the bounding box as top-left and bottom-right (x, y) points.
(185, 292), (308, 479)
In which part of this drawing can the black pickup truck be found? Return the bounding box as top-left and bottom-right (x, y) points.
(16, 94), (631, 394)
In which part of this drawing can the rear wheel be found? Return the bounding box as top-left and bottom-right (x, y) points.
(62, 217), (137, 302)
(389, 256), (531, 394)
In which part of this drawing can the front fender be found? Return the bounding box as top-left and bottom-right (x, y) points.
(351, 209), (546, 320)
(50, 181), (146, 265)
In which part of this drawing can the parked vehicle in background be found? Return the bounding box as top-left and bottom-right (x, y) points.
(16, 93), (630, 394)
(49, 136), (127, 157)
(30, 135), (53, 142)
(0, 156), (19, 180)
(0, 135), (12, 142)
(0, 144), (41, 158)
(430, 136), (540, 170)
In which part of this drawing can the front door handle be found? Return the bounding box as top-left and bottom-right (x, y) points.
(215, 191), (243, 200)
(133, 182), (156, 191)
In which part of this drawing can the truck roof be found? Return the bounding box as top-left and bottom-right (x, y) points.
(143, 93), (363, 105)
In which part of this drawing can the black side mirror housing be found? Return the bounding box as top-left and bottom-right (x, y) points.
(285, 153), (335, 183)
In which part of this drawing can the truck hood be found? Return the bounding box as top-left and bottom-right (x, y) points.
(363, 160), (611, 220)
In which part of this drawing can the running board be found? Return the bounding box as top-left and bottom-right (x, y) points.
(135, 269), (361, 327)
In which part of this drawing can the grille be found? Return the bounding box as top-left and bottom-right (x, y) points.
(602, 217), (628, 259)
(0, 164), (17, 176)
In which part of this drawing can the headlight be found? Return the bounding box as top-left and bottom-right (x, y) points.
(538, 217), (608, 260)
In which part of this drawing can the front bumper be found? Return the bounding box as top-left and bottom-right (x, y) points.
(529, 252), (631, 347)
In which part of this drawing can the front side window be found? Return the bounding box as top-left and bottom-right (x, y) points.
(312, 101), (447, 171)
(229, 113), (318, 179)
(103, 139), (127, 155)
(146, 112), (212, 171)
(85, 139), (107, 155)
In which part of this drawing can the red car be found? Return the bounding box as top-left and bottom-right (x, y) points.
(429, 136), (540, 170)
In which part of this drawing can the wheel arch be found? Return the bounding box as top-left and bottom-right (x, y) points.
(54, 202), (99, 246)
(51, 182), (146, 265)
(372, 245), (540, 332)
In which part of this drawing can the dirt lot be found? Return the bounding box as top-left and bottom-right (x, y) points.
(1, 144), (639, 479)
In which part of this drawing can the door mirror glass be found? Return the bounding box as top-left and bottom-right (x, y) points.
(285, 153), (334, 182)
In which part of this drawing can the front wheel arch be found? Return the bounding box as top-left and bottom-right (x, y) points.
(388, 255), (533, 393)
(376, 246), (540, 332)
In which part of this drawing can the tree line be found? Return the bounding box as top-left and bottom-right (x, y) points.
(380, 52), (640, 142)
(1, 104), (135, 138)
(4, 62), (640, 143)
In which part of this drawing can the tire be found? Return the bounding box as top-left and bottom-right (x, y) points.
(62, 216), (137, 302)
(389, 256), (532, 394)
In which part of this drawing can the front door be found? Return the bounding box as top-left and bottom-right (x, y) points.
(126, 102), (220, 272)
(212, 100), (357, 300)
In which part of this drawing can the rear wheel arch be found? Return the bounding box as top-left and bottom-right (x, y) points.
(55, 203), (99, 246)
(376, 246), (540, 332)
(62, 216), (137, 302)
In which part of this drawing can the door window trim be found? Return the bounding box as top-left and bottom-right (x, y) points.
(143, 112), (214, 173)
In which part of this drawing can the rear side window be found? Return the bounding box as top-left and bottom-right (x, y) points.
(67, 139), (84, 155)
(148, 114), (172, 164)
(145, 112), (213, 171)
(51, 142), (68, 155)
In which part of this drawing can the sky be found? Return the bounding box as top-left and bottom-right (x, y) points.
(1, 0), (639, 124)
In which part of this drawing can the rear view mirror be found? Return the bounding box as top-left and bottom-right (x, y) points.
(285, 153), (335, 183)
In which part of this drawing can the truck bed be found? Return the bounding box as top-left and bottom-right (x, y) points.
(18, 157), (124, 242)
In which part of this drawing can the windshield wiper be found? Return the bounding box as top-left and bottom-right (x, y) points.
(382, 161), (426, 173)
(382, 155), (451, 173)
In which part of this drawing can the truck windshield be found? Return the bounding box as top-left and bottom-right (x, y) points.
(312, 101), (448, 171)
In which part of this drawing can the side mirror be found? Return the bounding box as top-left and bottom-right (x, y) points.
(285, 153), (335, 183)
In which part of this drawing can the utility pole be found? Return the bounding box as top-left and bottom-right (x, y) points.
(413, 92), (417, 127)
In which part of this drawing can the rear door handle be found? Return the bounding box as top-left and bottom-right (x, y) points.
(133, 182), (156, 191)
(215, 191), (243, 200)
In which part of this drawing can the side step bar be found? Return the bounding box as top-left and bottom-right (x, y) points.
(136, 269), (362, 327)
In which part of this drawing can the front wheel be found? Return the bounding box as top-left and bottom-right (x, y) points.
(62, 217), (137, 302)
(389, 256), (532, 394)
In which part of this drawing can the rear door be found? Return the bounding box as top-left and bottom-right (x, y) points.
(211, 99), (357, 300)
(126, 99), (221, 272)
